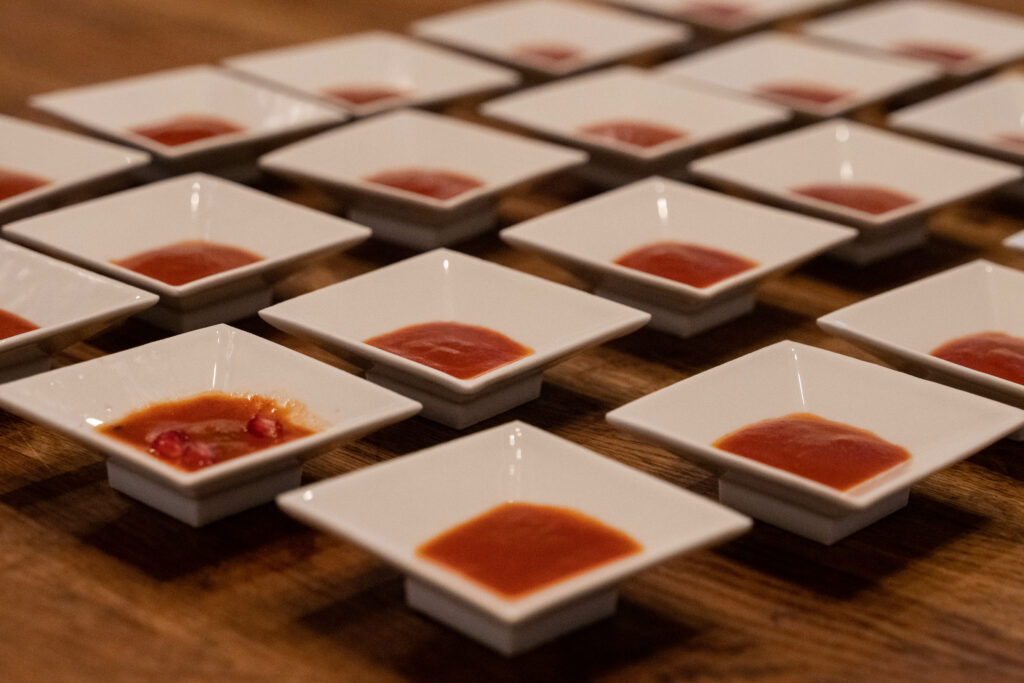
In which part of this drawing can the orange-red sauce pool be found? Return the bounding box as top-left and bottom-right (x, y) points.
(931, 331), (1024, 386)
(365, 321), (533, 379)
(614, 241), (757, 288)
(713, 412), (911, 491)
(512, 42), (583, 70)
(130, 114), (245, 147)
(755, 82), (854, 109)
(0, 309), (39, 340)
(113, 240), (263, 286)
(790, 183), (917, 216)
(578, 119), (687, 150)
(363, 168), (484, 201)
(323, 85), (408, 107)
(891, 41), (979, 70)
(0, 168), (50, 201)
(678, 1), (752, 26)
(417, 502), (642, 599)
(97, 391), (315, 472)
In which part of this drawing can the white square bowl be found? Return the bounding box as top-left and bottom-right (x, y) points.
(501, 177), (855, 336)
(607, 340), (1024, 544)
(605, 0), (845, 32)
(657, 32), (939, 117)
(260, 249), (650, 428)
(689, 119), (1023, 264)
(2, 173), (371, 332)
(411, 0), (691, 77)
(818, 260), (1024, 425)
(0, 241), (158, 381)
(277, 420), (750, 655)
(0, 324), (421, 526)
(259, 109), (586, 249)
(0, 115), (150, 222)
(224, 31), (520, 117)
(482, 66), (789, 186)
(803, 0), (1024, 77)
(30, 65), (346, 174)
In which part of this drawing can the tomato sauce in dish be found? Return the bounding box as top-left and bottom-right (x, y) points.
(0, 309), (39, 340)
(363, 168), (485, 201)
(713, 412), (911, 491)
(754, 82), (855, 110)
(931, 331), (1024, 386)
(891, 41), (979, 70)
(790, 183), (917, 216)
(678, 1), (752, 26)
(323, 85), (408, 107)
(97, 391), (316, 472)
(417, 502), (642, 599)
(614, 241), (757, 288)
(365, 321), (533, 380)
(130, 114), (245, 147)
(113, 240), (263, 286)
(578, 119), (687, 150)
(512, 42), (583, 70)
(0, 168), (50, 201)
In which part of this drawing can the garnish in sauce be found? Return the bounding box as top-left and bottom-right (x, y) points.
(512, 42), (583, 70)
(97, 391), (316, 472)
(931, 331), (1024, 386)
(0, 168), (51, 201)
(365, 321), (533, 379)
(363, 168), (484, 201)
(714, 412), (911, 491)
(113, 240), (263, 286)
(678, 1), (752, 27)
(578, 119), (687, 150)
(417, 502), (642, 599)
(322, 85), (408, 107)
(614, 241), (757, 288)
(790, 183), (917, 216)
(891, 41), (979, 70)
(0, 309), (39, 340)
(130, 114), (245, 147)
(755, 82), (855, 110)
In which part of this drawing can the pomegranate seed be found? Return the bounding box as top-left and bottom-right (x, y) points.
(180, 442), (216, 470)
(246, 414), (280, 439)
(151, 430), (189, 460)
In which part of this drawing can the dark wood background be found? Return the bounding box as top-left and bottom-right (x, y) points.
(2, 1), (1023, 680)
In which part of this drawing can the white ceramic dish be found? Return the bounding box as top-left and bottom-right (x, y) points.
(0, 115), (150, 222)
(259, 109), (586, 249)
(260, 249), (650, 428)
(1005, 231), (1024, 252)
(0, 324), (421, 526)
(3, 173), (371, 332)
(482, 66), (789, 186)
(0, 241), (158, 382)
(605, 0), (845, 32)
(803, 0), (1024, 77)
(607, 340), (1024, 544)
(278, 420), (750, 655)
(501, 177), (855, 336)
(657, 32), (938, 117)
(30, 65), (346, 174)
(818, 260), (1024, 434)
(224, 31), (520, 117)
(411, 0), (690, 77)
(689, 119), (1022, 264)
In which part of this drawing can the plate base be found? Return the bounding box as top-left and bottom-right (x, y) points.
(348, 204), (497, 251)
(137, 285), (274, 333)
(829, 219), (928, 266)
(405, 577), (618, 656)
(718, 475), (909, 545)
(594, 286), (755, 338)
(107, 459), (302, 527)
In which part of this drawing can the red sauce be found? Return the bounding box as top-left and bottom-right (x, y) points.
(678, 1), (752, 26)
(365, 321), (533, 379)
(363, 168), (484, 201)
(578, 119), (687, 150)
(0, 309), (39, 340)
(97, 391), (316, 472)
(931, 331), (1024, 386)
(714, 412), (911, 491)
(417, 502), (642, 599)
(755, 82), (855, 110)
(322, 85), (408, 107)
(615, 241), (757, 288)
(130, 114), (245, 147)
(891, 41), (979, 70)
(512, 42), (583, 70)
(995, 132), (1024, 153)
(0, 168), (50, 201)
(790, 183), (917, 216)
(113, 240), (263, 286)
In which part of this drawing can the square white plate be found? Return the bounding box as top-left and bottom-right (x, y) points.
(0, 115), (150, 221)
(0, 324), (421, 525)
(224, 31), (520, 117)
(411, 0), (690, 76)
(803, 0), (1024, 76)
(605, 0), (845, 32)
(608, 340), (1024, 540)
(501, 177), (854, 336)
(657, 32), (939, 117)
(278, 420), (750, 654)
(3, 173), (371, 332)
(30, 65), (346, 163)
(1006, 231), (1024, 252)
(0, 241), (157, 381)
(818, 260), (1024, 414)
(260, 249), (649, 427)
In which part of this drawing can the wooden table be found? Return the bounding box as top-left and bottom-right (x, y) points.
(3, 1), (1024, 680)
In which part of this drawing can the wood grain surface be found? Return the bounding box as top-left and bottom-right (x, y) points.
(2, 1), (1024, 681)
